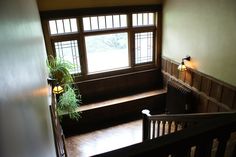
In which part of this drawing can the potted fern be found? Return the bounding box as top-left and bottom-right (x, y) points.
(46, 55), (74, 85)
(47, 55), (81, 120)
(57, 84), (81, 120)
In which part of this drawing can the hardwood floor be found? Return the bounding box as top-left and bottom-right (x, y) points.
(65, 119), (142, 157)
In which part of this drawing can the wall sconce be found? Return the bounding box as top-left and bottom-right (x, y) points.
(53, 84), (64, 94)
(178, 55), (191, 71)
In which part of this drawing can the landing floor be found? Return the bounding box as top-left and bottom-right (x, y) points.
(65, 119), (142, 157)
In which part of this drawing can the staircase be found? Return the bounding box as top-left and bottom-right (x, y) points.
(93, 111), (236, 157)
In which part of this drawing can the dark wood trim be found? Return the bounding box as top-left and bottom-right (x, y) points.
(128, 13), (135, 68)
(77, 16), (88, 76)
(40, 5), (162, 20)
(74, 69), (163, 104)
(156, 8), (162, 68)
(73, 65), (158, 82)
(41, 6), (162, 81)
(42, 20), (54, 56)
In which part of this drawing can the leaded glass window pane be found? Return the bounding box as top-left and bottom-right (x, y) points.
(135, 32), (153, 64)
(54, 40), (81, 74)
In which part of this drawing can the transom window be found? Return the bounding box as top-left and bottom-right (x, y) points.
(132, 13), (154, 26)
(83, 14), (127, 31)
(49, 18), (78, 35)
(42, 6), (160, 79)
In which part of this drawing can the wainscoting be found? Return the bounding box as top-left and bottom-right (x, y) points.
(162, 57), (236, 113)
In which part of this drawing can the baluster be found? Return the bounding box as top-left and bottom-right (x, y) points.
(179, 121), (187, 131)
(152, 120), (156, 139)
(183, 122), (188, 129)
(175, 121), (178, 132)
(167, 121), (172, 134)
(157, 120), (160, 137)
(178, 122), (181, 131)
(175, 147), (191, 157)
(162, 121), (166, 136)
(171, 121), (173, 133)
(195, 139), (213, 157)
(215, 134), (231, 157)
(231, 143), (236, 157)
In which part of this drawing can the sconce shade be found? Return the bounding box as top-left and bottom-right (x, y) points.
(53, 85), (64, 94)
(178, 62), (187, 71)
(178, 55), (191, 71)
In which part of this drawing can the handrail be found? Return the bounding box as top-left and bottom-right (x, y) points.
(92, 112), (236, 157)
(143, 110), (235, 122)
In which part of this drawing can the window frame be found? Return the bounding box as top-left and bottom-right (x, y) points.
(40, 5), (162, 81)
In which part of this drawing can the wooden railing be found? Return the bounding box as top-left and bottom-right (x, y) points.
(142, 109), (235, 141)
(93, 111), (236, 157)
(48, 78), (68, 157)
(50, 105), (68, 157)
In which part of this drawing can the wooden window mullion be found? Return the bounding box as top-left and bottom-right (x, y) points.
(78, 16), (88, 77)
(127, 13), (135, 68)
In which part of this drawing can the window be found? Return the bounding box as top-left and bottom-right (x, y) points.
(85, 33), (129, 73)
(83, 14), (127, 31)
(132, 13), (154, 26)
(135, 32), (153, 64)
(54, 40), (81, 74)
(43, 6), (160, 80)
(49, 18), (78, 35)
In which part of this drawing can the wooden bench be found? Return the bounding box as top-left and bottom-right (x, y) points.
(60, 89), (166, 136)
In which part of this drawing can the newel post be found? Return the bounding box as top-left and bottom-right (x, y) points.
(142, 109), (151, 141)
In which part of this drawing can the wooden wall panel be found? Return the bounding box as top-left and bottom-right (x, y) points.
(162, 58), (167, 72)
(233, 95), (236, 110)
(191, 92), (200, 112)
(171, 63), (179, 79)
(192, 72), (201, 90)
(208, 101), (219, 112)
(166, 60), (172, 74)
(221, 87), (235, 108)
(162, 57), (236, 112)
(163, 73), (168, 88)
(185, 70), (192, 86)
(218, 106), (229, 112)
(197, 95), (208, 112)
(179, 71), (185, 82)
(209, 81), (222, 101)
(76, 69), (162, 103)
(200, 77), (211, 96)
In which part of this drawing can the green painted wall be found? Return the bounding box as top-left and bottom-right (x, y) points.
(0, 0), (56, 156)
(162, 0), (236, 86)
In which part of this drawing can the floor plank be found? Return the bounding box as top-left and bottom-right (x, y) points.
(65, 119), (142, 157)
